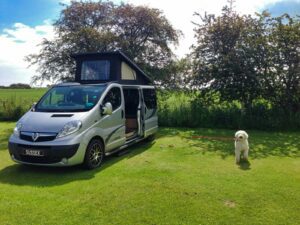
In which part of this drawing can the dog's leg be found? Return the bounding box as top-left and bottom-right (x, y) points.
(243, 149), (249, 161)
(235, 150), (241, 164)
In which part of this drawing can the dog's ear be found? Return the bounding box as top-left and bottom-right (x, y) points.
(244, 132), (249, 139)
(234, 131), (239, 138)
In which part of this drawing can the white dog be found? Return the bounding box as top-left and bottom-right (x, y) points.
(234, 130), (249, 163)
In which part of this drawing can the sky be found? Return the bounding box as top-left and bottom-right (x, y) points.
(0, 0), (299, 86)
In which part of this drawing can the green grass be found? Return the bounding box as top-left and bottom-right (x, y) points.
(0, 123), (299, 224)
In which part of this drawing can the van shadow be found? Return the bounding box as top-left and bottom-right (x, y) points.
(0, 140), (154, 187)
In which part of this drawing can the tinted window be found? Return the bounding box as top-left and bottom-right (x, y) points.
(103, 87), (122, 110)
(143, 89), (157, 109)
(81, 60), (110, 80)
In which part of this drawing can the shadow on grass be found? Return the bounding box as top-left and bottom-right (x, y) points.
(0, 140), (154, 187)
(157, 127), (300, 160)
(238, 160), (251, 170)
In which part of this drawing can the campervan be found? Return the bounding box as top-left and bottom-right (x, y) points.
(8, 51), (158, 169)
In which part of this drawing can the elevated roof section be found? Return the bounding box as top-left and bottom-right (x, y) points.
(72, 50), (152, 85)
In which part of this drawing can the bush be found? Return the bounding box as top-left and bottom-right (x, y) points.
(157, 90), (300, 131)
(0, 97), (31, 121)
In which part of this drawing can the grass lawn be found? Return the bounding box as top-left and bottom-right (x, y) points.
(0, 122), (299, 225)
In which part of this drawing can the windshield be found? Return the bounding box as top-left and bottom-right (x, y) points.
(36, 85), (106, 112)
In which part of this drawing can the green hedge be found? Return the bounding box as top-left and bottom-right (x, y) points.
(157, 91), (300, 131)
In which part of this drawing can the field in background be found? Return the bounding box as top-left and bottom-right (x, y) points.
(0, 122), (299, 224)
(0, 88), (46, 102)
(0, 88), (47, 120)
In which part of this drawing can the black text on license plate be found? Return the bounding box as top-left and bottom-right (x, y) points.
(24, 149), (44, 157)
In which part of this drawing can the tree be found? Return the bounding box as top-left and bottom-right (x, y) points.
(191, 3), (300, 112)
(26, 0), (181, 84)
(154, 57), (193, 89)
(191, 6), (263, 108)
(9, 83), (31, 89)
(261, 14), (300, 112)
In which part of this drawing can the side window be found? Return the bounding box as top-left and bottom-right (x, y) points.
(103, 87), (122, 111)
(121, 62), (136, 80)
(143, 89), (157, 109)
(81, 60), (110, 80)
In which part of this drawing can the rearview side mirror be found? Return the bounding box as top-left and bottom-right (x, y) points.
(101, 102), (112, 115)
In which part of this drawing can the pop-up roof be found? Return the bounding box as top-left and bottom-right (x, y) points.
(72, 50), (152, 85)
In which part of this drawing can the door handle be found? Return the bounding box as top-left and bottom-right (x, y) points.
(121, 110), (124, 119)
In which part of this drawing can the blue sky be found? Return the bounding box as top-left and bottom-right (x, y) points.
(0, 0), (62, 30)
(264, 0), (300, 16)
(0, 0), (299, 86)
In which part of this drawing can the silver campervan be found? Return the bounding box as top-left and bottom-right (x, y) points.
(8, 51), (158, 169)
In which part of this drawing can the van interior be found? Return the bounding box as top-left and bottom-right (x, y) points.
(123, 88), (140, 140)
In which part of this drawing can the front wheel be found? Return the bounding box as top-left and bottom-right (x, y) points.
(83, 139), (105, 170)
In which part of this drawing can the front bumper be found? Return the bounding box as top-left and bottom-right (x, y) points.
(8, 142), (80, 166)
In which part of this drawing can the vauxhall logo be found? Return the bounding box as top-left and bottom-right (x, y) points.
(31, 132), (39, 142)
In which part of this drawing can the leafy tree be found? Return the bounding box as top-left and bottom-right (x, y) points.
(261, 14), (300, 112)
(152, 57), (193, 89)
(191, 3), (300, 112)
(191, 6), (264, 108)
(26, 0), (181, 84)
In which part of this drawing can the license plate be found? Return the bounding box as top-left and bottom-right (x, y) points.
(24, 149), (44, 157)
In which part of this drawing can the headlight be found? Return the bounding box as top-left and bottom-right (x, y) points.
(13, 122), (22, 137)
(57, 120), (82, 138)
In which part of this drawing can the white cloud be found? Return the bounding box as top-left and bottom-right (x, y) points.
(0, 21), (54, 86)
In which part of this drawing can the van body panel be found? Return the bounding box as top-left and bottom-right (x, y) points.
(8, 82), (157, 167)
(142, 87), (158, 137)
(19, 111), (87, 133)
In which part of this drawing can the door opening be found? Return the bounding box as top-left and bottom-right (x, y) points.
(123, 88), (140, 140)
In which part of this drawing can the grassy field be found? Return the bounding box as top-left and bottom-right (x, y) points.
(0, 88), (46, 102)
(0, 122), (299, 224)
(0, 88), (47, 120)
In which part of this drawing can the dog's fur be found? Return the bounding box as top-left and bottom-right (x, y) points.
(234, 130), (249, 163)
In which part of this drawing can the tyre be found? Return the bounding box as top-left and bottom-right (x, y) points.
(83, 139), (105, 170)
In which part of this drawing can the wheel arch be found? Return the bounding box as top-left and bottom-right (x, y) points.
(88, 135), (105, 151)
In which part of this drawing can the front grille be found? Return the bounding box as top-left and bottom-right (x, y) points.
(18, 155), (61, 164)
(20, 132), (57, 142)
(17, 144), (51, 150)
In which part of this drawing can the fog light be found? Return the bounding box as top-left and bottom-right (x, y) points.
(62, 158), (68, 164)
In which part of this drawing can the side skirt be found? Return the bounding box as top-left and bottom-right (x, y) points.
(105, 136), (144, 156)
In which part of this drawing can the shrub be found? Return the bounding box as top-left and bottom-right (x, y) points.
(0, 97), (31, 121)
(157, 90), (300, 131)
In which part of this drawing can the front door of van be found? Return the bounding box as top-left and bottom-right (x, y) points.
(100, 86), (126, 151)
